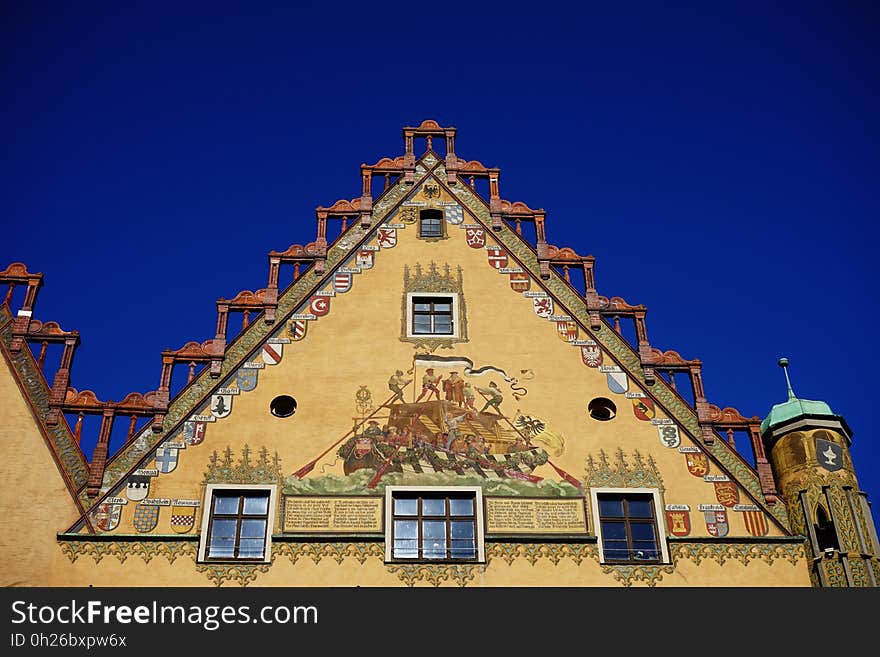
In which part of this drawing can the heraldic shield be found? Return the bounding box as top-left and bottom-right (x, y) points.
(126, 474), (150, 501)
(92, 503), (121, 532)
(288, 319), (308, 341)
(184, 420), (206, 446)
(714, 481), (739, 508)
(170, 505), (197, 533)
(133, 504), (159, 533)
(631, 397), (655, 421)
(237, 367), (258, 392)
(685, 452), (709, 477)
(665, 510), (691, 537)
(705, 510), (728, 537)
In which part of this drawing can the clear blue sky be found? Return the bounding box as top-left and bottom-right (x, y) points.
(3, 3), (878, 522)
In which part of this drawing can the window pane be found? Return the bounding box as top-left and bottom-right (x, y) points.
(598, 498), (623, 517)
(423, 541), (447, 559)
(237, 538), (265, 559)
(450, 540), (476, 559)
(394, 498), (418, 516)
(394, 520), (418, 538)
(422, 499), (446, 516)
(242, 495), (268, 515)
(601, 521), (627, 540)
(414, 303), (431, 311)
(214, 495), (240, 515)
(240, 518), (266, 538)
(422, 520), (447, 539)
(603, 544), (630, 561)
(627, 499), (653, 518)
(210, 519), (237, 540)
(449, 498), (473, 516)
(451, 521), (474, 539)
(433, 302), (451, 311)
(433, 318), (452, 334)
(632, 542), (659, 560)
(393, 540), (418, 559)
(630, 523), (656, 541)
(207, 538), (235, 559)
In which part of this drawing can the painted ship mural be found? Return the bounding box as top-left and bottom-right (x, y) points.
(285, 360), (582, 496)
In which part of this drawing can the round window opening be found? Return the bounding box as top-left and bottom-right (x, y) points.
(588, 397), (616, 421)
(270, 395), (297, 418)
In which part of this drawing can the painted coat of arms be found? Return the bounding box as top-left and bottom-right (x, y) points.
(487, 248), (508, 269)
(533, 297), (553, 318)
(92, 503), (121, 531)
(184, 420), (206, 446)
(170, 505), (197, 534)
(126, 474), (150, 501)
(509, 273), (530, 292)
(133, 504), (160, 533)
(334, 272), (352, 293)
(309, 296), (330, 317)
(261, 342), (283, 365)
(742, 510), (768, 537)
(288, 319), (308, 341)
(211, 393), (233, 418)
(685, 452), (709, 477)
(705, 510), (728, 537)
(581, 345), (602, 367)
(236, 368), (258, 392)
(666, 510), (691, 537)
(714, 481), (739, 508)
(377, 228), (397, 248)
(466, 227), (486, 248)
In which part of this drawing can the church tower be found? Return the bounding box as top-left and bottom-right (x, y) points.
(762, 358), (879, 586)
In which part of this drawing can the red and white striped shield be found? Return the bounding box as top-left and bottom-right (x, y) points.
(261, 343), (283, 366)
(487, 248), (508, 269)
(334, 272), (352, 293)
(466, 227), (486, 248)
(310, 296), (330, 317)
(377, 228), (397, 248)
(288, 320), (308, 341)
(509, 273), (530, 292)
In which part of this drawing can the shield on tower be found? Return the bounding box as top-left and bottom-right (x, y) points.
(665, 510), (691, 537)
(533, 297), (553, 318)
(685, 452), (709, 477)
(184, 420), (206, 446)
(742, 510), (768, 537)
(446, 205), (463, 224)
(377, 228), (397, 248)
(714, 481), (739, 508)
(556, 321), (578, 342)
(154, 447), (178, 474)
(261, 342), (283, 365)
(210, 394), (233, 418)
(288, 320), (308, 341)
(309, 296), (330, 317)
(509, 272), (530, 292)
(487, 248), (508, 269)
(606, 371), (629, 394)
(356, 250), (374, 269)
(170, 505), (197, 534)
(126, 474), (150, 501)
(333, 272), (352, 293)
(705, 510), (728, 537)
(466, 227), (486, 248)
(581, 345), (602, 367)
(816, 437), (844, 472)
(133, 504), (160, 533)
(92, 503), (121, 532)
(631, 397), (655, 421)
(236, 368), (258, 392)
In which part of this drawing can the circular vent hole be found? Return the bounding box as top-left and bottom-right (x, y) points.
(270, 395), (297, 418)
(588, 397), (616, 421)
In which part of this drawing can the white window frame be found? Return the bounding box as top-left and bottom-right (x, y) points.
(384, 485), (485, 563)
(406, 293), (460, 339)
(590, 487), (670, 565)
(197, 483), (277, 564)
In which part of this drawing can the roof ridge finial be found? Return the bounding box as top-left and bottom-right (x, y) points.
(778, 357), (797, 401)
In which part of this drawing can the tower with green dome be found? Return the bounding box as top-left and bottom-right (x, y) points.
(762, 358), (879, 586)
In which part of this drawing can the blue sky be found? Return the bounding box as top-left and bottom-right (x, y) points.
(2, 3), (878, 524)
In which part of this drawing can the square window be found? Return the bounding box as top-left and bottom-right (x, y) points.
(410, 296), (455, 336)
(199, 486), (275, 563)
(386, 488), (483, 563)
(595, 492), (662, 564)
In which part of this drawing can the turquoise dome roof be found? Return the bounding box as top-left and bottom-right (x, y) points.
(761, 358), (836, 434)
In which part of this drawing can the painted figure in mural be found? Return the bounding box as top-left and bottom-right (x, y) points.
(385, 425), (402, 445)
(444, 411), (468, 449)
(443, 372), (465, 406)
(462, 382), (476, 410)
(415, 368), (441, 402)
(477, 381), (504, 413)
(364, 420), (384, 440)
(387, 370), (410, 402)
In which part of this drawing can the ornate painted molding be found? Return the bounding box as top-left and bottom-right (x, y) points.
(385, 563), (485, 587)
(59, 540), (197, 565)
(600, 564), (675, 587)
(669, 542), (806, 567)
(485, 542), (598, 566)
(195, 563), (272, 587)
(273, 542), (384, 566)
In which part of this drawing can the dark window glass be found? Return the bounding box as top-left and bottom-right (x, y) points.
(411, 296), (454, 335)
(597, 493), (661, 563)
(205, 490), (271, 561)
(419, 209), (444, 237)
(390, 493), (478, 562)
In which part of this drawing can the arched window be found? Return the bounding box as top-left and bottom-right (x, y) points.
(815, 505), (839, 552)
(419, 209), (444, 238)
